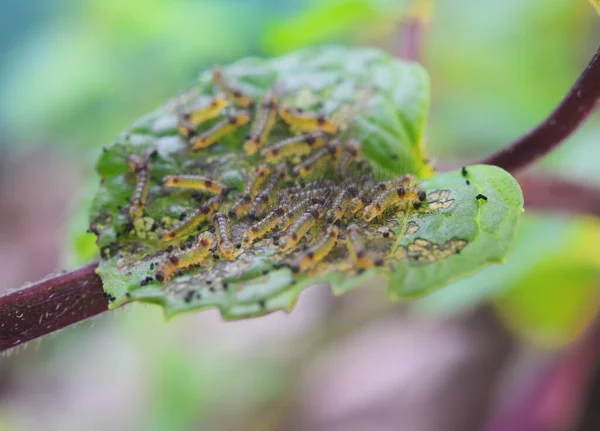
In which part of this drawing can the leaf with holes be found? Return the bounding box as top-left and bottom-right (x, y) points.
(89, 45), (523, 319)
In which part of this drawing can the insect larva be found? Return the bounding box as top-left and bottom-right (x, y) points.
(177, 118), (196, 138)
(229, 165), (272, 218)
(248, 165), (286, 219)
(163, 175), (228, 195)
(336, 142), (360, 178)
(242, 207), (286, 247)
(244, 92), (278, 155)
(213, 212), (236, 260)
(373, 174), (417, 193)
(280, 179), (336, 197)
(363, 186), (426, 222)
(278, 105), (339, 134)
(260, 132), (326, 162)
(326, 187), (354, 223)
(190, 110), (251, 150)
(155, 232), (214, 282)
(281, 187), (336, 206)
(161, 195), (223, 241)
(185, 96), (228, 126)
(345, 224), (383, 270)
(291, 225), (339, 273)
(212, 67), (254, 108)
(292, 141), (341, 177)
(278, 197), (323, 231)
(279, 204), (323, 251)
(128, 155), (151, 221)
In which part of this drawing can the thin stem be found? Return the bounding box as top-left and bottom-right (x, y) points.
(397, 0), (431, 63)
(518, 174), (600, 218)
(480, 44), (600, 173)
(0, 263), (108, 352)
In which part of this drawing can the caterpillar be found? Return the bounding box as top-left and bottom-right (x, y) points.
(248, 165), (286, 219)
(213, 212), (236, 260)
(279, 196), (325, 231)
(162, 175), (228, 195)
(260, 132), (327, 162)
(242, 206), (286, 247)
(190, 110), (251, 150)
(161, 195), (223, 241)
(212, 67), (254, 108)
(278, 105), (339, 134)
(229, 164), (272, 218)
(336, 142), (360, 179)
(291, 225), (339, 273)
(279, 204), (323, 252)
(155, 232), (214, 282)
(373, 174), (417, 193)
(244, 91), (279, 155)
(363, 186), (426, 222)
(292, 141), (342, 177)
(345, 224), (383, 270)
(127, 154), (151, 221)
(184, 96), (228, 126)
(326, 186), (356, 223)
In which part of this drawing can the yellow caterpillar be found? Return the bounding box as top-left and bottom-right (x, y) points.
(161, 195), (223, 241)
(162, 175), (228, 195)
(279, 105), (339, 134)
(155, 232), (214, 282)
(212, 67), (254, 108)
(291, 225), (339, 273)
(244, 92), (278, 155)
(190, 110), (250, 150)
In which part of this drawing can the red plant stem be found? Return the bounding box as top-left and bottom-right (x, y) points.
(400, 18), (425, 63)
(481, 44), (600, 174)
(0, 262), (107, 352)
(518, 175), (600, 218)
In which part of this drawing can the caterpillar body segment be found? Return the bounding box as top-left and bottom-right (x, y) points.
(242, 206), (286, 247)
(279, 204), (323, 252)
(326, 187), (354, 223)
(363, 186), (426, 222)
(281, 187), (336, 207)
(190, 110), (251, 150)
(291, 225), (339, 273)
(229, 165), (272, 218)
(161, 195), (223, 241)
(248, 165), (286, 219)
(292, 141), (342, 177)
(345, 224), (383, 270)
(228, 194), (252, 218)
(185, 96), (228, 126)
(373, 174), (418, 193)
(260, 132), (326, 162)
(280, 180), (336, 198)
(177, 119), (196, 139)
(162, 175), (228, 195)
(278, 197), (324, 231)
(155, 232), (215, 283)
(244, 92), (279, 155)
(127, 155), (151, 221)
(278, 105), (339, 134)
(212, 68), (254, 108)
(213, 212), (236, 260)
(337, 142), (360, 178)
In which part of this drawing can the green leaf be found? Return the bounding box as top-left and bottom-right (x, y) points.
(590, 0), (600, 16)
(90, 45), (523, 319)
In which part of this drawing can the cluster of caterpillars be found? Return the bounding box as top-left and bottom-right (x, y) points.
(123, 68), (428, 284)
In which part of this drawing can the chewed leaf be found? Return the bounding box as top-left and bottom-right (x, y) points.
(90, 45), (524, 319)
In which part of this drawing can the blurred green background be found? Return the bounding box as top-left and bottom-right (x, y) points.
(0, 1), (599, 430)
